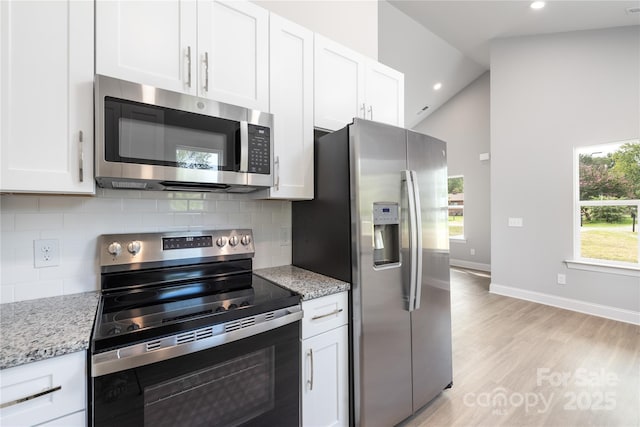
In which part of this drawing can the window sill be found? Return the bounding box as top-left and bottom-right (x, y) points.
(564, 260), (640, 277)
(449, 237), (467, 243)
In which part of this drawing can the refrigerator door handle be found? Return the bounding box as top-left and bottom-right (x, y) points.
(404, 170), (418, 312)
(410, 170), (423, 310)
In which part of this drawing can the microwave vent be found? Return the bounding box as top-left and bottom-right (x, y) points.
(112, 181), (148, 189)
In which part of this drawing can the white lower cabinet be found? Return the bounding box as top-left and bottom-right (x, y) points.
(301, 292), (349, 427)
(0, 352), (87, 427)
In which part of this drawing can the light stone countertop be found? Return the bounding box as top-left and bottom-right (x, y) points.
(254, 265), (350, 300)
(0, 292), (100, 370)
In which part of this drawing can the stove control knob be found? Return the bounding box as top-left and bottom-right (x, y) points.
(216, 237), (227, 248)
(229, 236), (239, 247)
(241, 235), (252, 246)
(127, 241), (142, 255)
(108, 242), (122, 257)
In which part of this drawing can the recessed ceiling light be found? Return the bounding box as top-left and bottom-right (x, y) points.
(433, 82), (442, 91)
(530, 1), (545, 10)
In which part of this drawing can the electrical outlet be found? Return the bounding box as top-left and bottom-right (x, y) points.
(470, 248), (476, 256)
(557, 273), (567, 285)
(34, 239), (60, 268)
(280, 227), (291, 246)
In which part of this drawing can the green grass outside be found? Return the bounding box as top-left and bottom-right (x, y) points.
(581, 229), (638, 263)
(448, 215), (464, 238)
(582, 216), (635, 229)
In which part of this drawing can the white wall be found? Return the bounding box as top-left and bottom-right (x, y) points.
(0, 191), (291, 303)
(490, 26), (640, 319)
(414, 72), (491, 271)
(255, 0), (378, 59)
(378, 1), (486, 128)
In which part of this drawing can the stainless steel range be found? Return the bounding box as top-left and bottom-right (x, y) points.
(90, 229), (301, 427)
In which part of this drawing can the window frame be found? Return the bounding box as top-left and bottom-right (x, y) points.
(448, 175), (465, 241)
(569, 141), (640, 276)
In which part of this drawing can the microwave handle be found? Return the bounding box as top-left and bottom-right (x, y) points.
(239, 122), (249, 172)
(186, 46), (192, 88)
(203, 51), (209, 93)
(274, 156), (280, 190)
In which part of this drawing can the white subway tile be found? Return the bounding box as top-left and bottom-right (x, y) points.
(188, 200), (208, 211)
(39, 196), (85, 212)
(240, 201), (262, 213)
(202, 213), (229, 226)
(204, 193), (228, 201)
(216, 200), (240, 212)
(100, 189), (142, 199)
(158, 199), (188, 212)
(1, 214), (15, 231)
(15, 213), (63, 231)
(63, 276), (99, 295)
(0, 195), (39, 212)
(122, 199), (158, 212)
(141, 213), (175, 228)
(14, 280), (63, 301)
(0, 285), (15, 304)
(83, 197), (123, 213)
(226, 213), (251, 228)
(174, 213), (203, 227)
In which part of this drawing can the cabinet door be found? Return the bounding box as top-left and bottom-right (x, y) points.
(266, 14), (313, 200)
(314, 34), (365, 131)
(96, 0), (197, 95)
(365, 61), (405, 127)
(197, 0), (269, 111)
(0, 0), (94, 194)
(301, 325), (349, 427)
(0, 352), (86, 426)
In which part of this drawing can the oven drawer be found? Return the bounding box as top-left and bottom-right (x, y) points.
(302, 292), (349, 339)
(0, 352), (86, 427)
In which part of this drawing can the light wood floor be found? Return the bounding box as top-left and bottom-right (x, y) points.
(402, 267), (640, 427)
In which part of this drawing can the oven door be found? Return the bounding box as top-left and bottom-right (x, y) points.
(90, 323), (299, 427)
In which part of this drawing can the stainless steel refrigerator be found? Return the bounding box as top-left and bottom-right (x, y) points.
(292, 118), (452, 426)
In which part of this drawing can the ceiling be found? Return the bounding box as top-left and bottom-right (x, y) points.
(384, 0), (640, 127)
(389, 0), (640, 68)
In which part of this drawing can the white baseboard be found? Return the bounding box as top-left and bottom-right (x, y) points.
(450, 259), (491, 272)
(490, 283), (640, 326)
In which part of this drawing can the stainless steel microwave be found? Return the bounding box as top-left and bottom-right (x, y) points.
(95, 75), (273, 192)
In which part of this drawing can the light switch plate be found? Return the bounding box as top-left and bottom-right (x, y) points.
(508, 217), (523, 227)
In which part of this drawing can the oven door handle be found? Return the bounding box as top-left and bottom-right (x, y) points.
(92, 305), (303, 377)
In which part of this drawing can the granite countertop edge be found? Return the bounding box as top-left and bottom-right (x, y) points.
(0, 292), (100, 370)
(254, 265), (350, 301)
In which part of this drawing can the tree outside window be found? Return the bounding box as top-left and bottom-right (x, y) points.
(576, 141), (639, 266)
(448, 176), (464, 239)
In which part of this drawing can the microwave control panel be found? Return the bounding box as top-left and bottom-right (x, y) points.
(247, 125), (271, 174)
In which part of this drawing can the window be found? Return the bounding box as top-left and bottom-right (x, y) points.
(448, 176), (464, 239)
(574, 141), (639, 269)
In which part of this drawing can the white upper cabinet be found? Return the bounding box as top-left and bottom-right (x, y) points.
(0, 0), (94, 194)
(314, 34), (365, 132)
(198, 0), (269, 111)
(262, 13), (314, 200)
(96, 0), (197, 95)
(315, 34), (404, 131)
(365, 61), (405, 127)
(96, 0), (268, 111)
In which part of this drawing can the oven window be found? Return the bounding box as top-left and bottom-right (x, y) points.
(92, 322), (300, 427)
(144, 347), (274, 427)
(104, 97), (240, 171)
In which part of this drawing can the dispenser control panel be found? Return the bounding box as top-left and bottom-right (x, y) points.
(373, 203), (399, 225)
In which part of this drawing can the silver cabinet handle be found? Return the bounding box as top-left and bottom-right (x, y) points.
(367, 105), (373, 120)
(186, 46), (192, 88)
(0, 385), (62, 409)
(274, 156), (280, 190)
(360, 103), (366, 119)
(203, 51), (209, 93)
(307, 349), (314, 391)
(78, 130), (84, 183)
(311, 308), (343, 321)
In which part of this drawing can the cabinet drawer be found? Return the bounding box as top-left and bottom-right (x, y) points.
(302, 292), (348, 339)
(0, 352), (86, 427)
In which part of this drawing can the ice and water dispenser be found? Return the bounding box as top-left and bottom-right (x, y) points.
(372, 202), (400, 267)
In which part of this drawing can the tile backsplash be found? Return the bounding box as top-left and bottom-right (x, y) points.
(0, 190), (291, 303)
